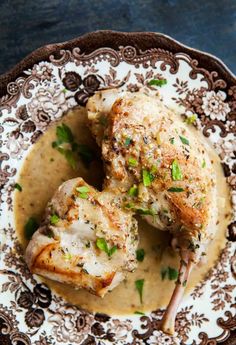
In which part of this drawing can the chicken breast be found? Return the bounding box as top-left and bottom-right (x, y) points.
(25, 177), (138, 297)
(87, 90), (217, 333)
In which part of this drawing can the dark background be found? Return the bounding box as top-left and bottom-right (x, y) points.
(0, 0), (236, 76)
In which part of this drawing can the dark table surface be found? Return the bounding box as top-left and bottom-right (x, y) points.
(0, 0), (236, 76)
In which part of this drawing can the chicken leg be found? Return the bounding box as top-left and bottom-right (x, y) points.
(87, 89), (217, 333)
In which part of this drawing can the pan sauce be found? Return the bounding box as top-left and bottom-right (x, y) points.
(14, 106), (232, 315)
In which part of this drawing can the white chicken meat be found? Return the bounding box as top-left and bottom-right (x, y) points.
(25, 177), (138, 297)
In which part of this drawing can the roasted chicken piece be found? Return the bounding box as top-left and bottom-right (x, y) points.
(25, 177), (138, 297)
(87, 90), (217, 333)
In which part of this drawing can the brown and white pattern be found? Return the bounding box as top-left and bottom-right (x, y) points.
(0, 31), (235, 344)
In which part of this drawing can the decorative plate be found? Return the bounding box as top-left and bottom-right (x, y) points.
(0, 31), (235, 345)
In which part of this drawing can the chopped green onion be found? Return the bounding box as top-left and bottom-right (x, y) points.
(161, 267), (178, 281)
(179, 135), (189, 146)
(78, 193), (88, 199)
(96, 238), (117, 257)
(109, 246), (117, 257)
(124, 203), (155, 216)
(52, 124), (77, 169)
(134, 311), (145, 315)
(76, 185), (89, 199)
(135, 279), (144, 304)
(142, 169), (154, 187)
(14, 183), (22, 192)
(76, 186), (89, 193)
(63, 252), (73, 261)
(169, 137), (175, 145)
(124, 137), (131, 146)
(161, 267), (168, 280)
(135, 208), (156, 216)
(168, 267), (179, 280)
(148, 79), (167, 87)
(128, 157), (138, 167)
(202, 159), (206, 168)
(50, 214), (59, 225)
(24, 217), (39, 240)
(185, 115), (197, 124)
(96, 238), (108, 253)
(136, 248), (145, 262)
(128, 185), (138, 197)
(52, 122), (95, 169)
(64, 150), (77, 169)
(171, 159), (183, 181)
(56, 123), (74, 143)
(52, 141), (58, 149)
(167, 187), (184, 192)
(150, 165), (158, 175)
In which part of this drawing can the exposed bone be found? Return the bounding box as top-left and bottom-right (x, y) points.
(159, 251), (193, 335)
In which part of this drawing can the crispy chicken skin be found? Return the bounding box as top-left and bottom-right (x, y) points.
(87, 90), (217, 333)
(25, 177), (138, 297)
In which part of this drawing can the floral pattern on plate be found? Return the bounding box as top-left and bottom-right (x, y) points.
(0, 32), (235, 344)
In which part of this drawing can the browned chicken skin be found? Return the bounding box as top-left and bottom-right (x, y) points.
(87, 90), (217, 334)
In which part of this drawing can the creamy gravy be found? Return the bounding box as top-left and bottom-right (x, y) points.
(14, 107), (232, 315)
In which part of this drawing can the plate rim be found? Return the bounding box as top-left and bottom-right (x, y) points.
(0, 30), (235, 97)
(0, 30), (235, 345)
